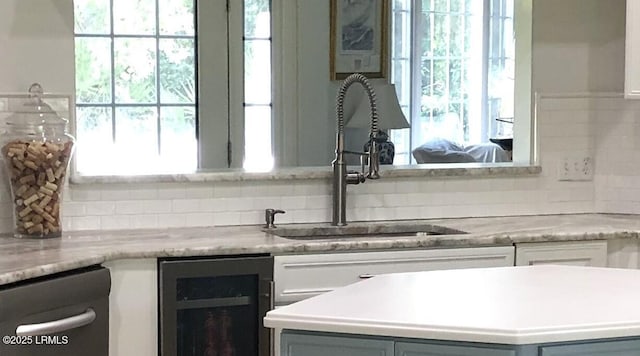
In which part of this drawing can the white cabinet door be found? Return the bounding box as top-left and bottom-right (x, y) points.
(626, 0), (640, 98)
(515, 241), (607, 267)
(274, 246), (515, 305)
(104, 259), (157, 356)
(607, 239), (640, 269)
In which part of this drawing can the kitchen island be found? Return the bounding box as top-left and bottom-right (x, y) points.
(264, 265), (640, 355)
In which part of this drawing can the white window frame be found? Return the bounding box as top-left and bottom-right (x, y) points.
(197, 0), (277, 170)
(73, 0), (199, 175)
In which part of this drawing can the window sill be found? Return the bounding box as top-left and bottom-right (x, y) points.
(69, 163), (542, 185)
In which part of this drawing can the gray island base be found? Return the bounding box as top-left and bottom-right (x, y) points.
(281, 330), (640, 356)
(265, 266), (640, 356)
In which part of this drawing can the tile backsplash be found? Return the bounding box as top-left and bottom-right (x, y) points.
(0, 95), (637, 233)
(594, 97), (640, 213)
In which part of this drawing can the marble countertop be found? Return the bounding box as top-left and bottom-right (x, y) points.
(2, 213), (640, 286)
(265, 265), (640, 344)
(70, 164), (541, 184)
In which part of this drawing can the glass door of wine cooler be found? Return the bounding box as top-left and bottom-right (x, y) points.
(159, 256), (273, 356)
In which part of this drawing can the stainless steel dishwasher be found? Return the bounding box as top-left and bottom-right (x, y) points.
(0, 266), (110, 355)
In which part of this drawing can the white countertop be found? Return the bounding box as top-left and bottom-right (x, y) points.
(264, 265), (640, 345)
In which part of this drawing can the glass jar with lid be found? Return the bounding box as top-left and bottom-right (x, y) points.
(0, 84), (75, 238)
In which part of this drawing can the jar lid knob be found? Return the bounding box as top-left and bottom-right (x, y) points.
(28, 83), (44, 104)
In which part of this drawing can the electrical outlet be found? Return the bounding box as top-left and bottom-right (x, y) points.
(557, 155), (594, 181)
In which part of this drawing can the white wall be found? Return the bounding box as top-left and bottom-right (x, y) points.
(0, 0), (632, 233)
(532, 0), (626, 93)
(0, 0), (75, 93)
(294, 0), (334, 167)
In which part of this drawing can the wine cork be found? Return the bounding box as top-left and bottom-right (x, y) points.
(2, 140), (73, 238)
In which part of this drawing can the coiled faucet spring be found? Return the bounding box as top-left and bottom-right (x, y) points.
(332, 73), (381, 226)
(336, 73), (379, 137)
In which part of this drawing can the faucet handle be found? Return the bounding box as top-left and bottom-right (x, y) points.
(359, 154), (368, 176)
(367, 138), (381, 180)
(264, 208), (285, 228)
(346, 171), (365, 184)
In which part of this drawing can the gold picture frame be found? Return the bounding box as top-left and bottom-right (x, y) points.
(330, 0), (389, 80)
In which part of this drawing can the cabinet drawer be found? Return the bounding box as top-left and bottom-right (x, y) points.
(396, 341), (516, 356)
(515, 241), (607, 267)
(274, 246), (514, 304)
(540, 339), (640, 355)
(281, 332), (393, 356)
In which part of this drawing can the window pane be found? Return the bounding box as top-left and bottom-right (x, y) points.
(449, 15), (464, 57)
(244, 40), (271, 105)
(488, 58), (514, 116)
(160, 106), (197, 171)
(393, 0), (411, 11)
(433, 0), (447, 11)
(75, 107), (112, 174)
(488, 0), (515, 139)
(389, 127), (410, 165)
(244, 105), (273, 172)
(244, 0), (271, 38)
(393, 60), (410, 105)
(114, 107), (158, 171)
(450, 0), (463, 13)
(74, 0), (110, 34)
(432, 59), (447, 99)
(393, 7), (411, 59)
(505, 0), (514, 19)
(449, 59), (462, 99)
(159, 39), (195, 104)
(75, 38), (112, 104)
(419, 12), (432, 57)
(433, 14), (448, 57)
(461, 103), (470, 141)
(448, 102), (464, 140)
(464, 15), (474, 52)
(159, 0), (194, 35)
(113, 0), (156, 35)
(465, 0), (474, 12)
(391, 0), (412, 164)
(420, 58), (434, 96)
(114, 38), (157, 103)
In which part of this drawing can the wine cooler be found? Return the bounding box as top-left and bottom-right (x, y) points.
(159, 255), (273, 356)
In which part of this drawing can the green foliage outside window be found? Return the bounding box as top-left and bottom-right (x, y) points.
(74, 0), (195, 138)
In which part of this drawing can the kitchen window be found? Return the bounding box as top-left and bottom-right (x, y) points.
(390, 0), (515, 165)
(73, 0), (273, 175)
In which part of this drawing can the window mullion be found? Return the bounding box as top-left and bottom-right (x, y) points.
(429, 0), (434, 128)
(109, 0), (116, 144)
(461, 0), (467, 134)
(409, 0), (421, 163)
(446, 0), (451, 120)
(481, 0), (490, 142)
(229, 0), (243, 167)
(155, 0), (162, 155)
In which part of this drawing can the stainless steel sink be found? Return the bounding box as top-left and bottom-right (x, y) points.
(263, 222), (467, 240)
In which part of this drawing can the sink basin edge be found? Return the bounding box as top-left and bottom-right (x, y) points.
(264, 222), (468, 240)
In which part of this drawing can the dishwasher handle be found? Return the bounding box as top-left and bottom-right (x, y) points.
(16, 308), (96, 336)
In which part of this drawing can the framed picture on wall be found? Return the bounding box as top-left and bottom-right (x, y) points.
(330, 0), (389, 80)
